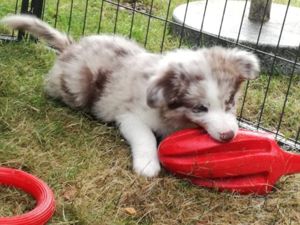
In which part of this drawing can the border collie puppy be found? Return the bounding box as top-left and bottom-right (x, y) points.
(1, 15), (260, 177)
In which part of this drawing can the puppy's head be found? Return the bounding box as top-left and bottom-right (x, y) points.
(147, 47), (260, 142)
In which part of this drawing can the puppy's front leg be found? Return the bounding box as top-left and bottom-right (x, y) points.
(117, 114), (161, 177)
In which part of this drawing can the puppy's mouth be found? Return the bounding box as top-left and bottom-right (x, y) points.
(212, 131), (236, 143)
(194, 123), (235, 143)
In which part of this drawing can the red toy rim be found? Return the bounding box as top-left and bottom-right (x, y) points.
(0, 167), (55, 225)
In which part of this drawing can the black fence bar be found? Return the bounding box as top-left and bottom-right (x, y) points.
(234, 0), (248, 45)
(113, 0), (121, 34)
(97, 0), (105, 33)
(296, 128), (300, 147)
(15, 0), (44, 40)
(82, 0), (89, 35)
(11, 0), (20, 38)
(41, 0), (46, 20)
(239, 0), (273, 121)
(178, 0), (191, 48)
(31, 0), (43, 18)
(254, 0), (272, 48)
(143, 0), (155, 47)
(256, 0), (292, 129)
(275, 44), (300, 137)
(195, 0), (209, 47)
(17, 0), (29, 40)
(54, 0), (60, 28)
(159, 0), (172, 53)
(14, 0), (19, 14)
(67, 0), (74, 34)
(239, 119), (300, 151)
(217, 0), (229, 38)
(128, 1), (136, 39)
(231, 0), (251, 128)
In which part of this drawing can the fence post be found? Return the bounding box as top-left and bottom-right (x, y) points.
(31, 0), (44, 19)
(17, 0), (29, 40)
(17, 0), (44, 41)
(248, 0), (272, 23)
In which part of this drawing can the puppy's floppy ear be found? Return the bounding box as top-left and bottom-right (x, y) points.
(147, 68), (188, 108)
(147, 78), (165, 108)
(230, 49), (260, 80)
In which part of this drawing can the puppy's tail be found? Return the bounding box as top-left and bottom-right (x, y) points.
(0, 14), (73, 52)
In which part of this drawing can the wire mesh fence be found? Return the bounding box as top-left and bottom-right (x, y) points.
(0, 0), (299, 150)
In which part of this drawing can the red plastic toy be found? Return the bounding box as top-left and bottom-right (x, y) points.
(0, 167), (55, 225)
(158, 128), (300, 195)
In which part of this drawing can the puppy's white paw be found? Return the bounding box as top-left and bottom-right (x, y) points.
(133, 157), (161, 177)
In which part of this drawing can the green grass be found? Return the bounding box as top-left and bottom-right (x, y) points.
(0, 186), (35, 217)
(275, 0), (300, 7)
(0, 0), (300, 224)
(238, 74), (300, 140)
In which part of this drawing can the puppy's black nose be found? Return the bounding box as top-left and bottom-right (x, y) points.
(219, 130), (234, 142)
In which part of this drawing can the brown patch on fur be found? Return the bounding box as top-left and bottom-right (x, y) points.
(225, 93), (235, 111)
(105, 42), (129, 57)
(60, 67), (110, 109)
(224, 79), (242, 111)
(148, 68), (204, 109)
(158, 70), (187, 109)
(41, 31), (55, 42)
(147, 71), (173, 108)
(60, 76), (78, 108)
(165, 70), (205, 109)
(160, 106), (196, 131)
(114, 47), (128, 57)
(15, 23), (30, 31)
(80, 66), (94, 108)
(83, 67), (111, 108)
(34, 23), (73, 52)
(232, 79), (243, 96)
(94, 69), (110, 96)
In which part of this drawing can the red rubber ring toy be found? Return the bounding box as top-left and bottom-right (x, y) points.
(0, 167), (55, 225)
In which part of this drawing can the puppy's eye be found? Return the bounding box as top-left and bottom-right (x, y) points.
(225, 94), (236, 111)
(192, 105), (208, 113)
